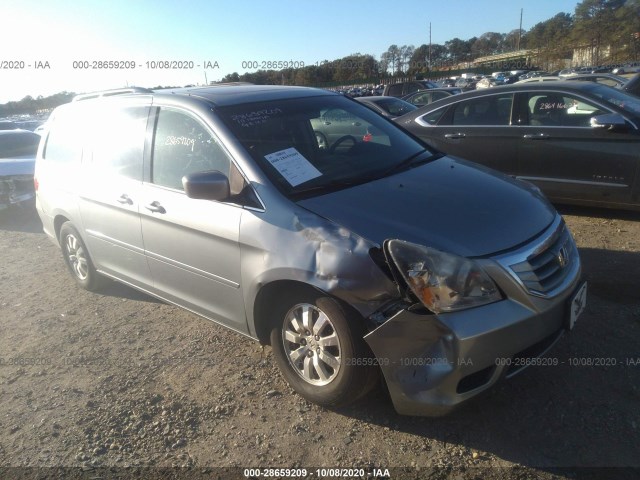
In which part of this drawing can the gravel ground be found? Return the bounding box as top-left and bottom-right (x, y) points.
(0, 204), (639, 480)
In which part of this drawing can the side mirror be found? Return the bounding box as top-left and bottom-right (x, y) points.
(182, 170), (230, 201)
(590, 113), (628, 131)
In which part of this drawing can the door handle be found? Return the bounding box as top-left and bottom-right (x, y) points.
(444, 133), (466, 139)
(117, 194), (133, 205)
(352, 122), (361, 126)
(145, 201), (166, 214)
(523, 133), (550, 139)
(323, 121), (331, 125)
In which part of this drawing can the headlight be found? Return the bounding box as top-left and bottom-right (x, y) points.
(387, 239), (502, 313)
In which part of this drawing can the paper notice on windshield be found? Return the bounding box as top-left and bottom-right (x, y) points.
(264, 147), (322, 187)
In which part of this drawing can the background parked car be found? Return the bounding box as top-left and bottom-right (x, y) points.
(455, 77), (478, 90)
(0, 120), (18, 130)
(613, 64), (640, 75)
(354, 96), (418, 119)
(0, 129), (40, 210)
(439, 78), (457, 87)
(310, 105), (373, 150)
(516, 73), (640, 97)
(624, 73), (640, 97)
(564, 73), (628, 89)
(395, 81), (640, 211)
(382, 80), (439, 97)
(476, 77), (499, 89)
(401, 88), (461, 107)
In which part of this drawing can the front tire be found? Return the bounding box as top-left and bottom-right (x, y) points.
(270, 291), (377, 407)
(59, 222), (107, 291)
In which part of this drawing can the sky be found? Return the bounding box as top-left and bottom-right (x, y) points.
(1, 0), (581, 104)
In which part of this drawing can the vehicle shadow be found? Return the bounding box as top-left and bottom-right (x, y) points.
(556, 204), (640, 222)
(97, 281), (164, 304)
(335, 246), (640, 472)
(0, 204), (43, 233)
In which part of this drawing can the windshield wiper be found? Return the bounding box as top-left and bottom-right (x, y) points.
(291, 179), (365, 199)
(379, 149), (441, 178)
(290, 150), (441, 199)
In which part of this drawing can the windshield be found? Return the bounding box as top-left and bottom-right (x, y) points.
(217, 95), (432, 198)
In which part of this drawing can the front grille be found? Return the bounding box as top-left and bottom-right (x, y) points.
(508, 224), (578, 297)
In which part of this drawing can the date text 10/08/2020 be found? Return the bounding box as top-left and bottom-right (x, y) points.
(243, 467), (391, 478)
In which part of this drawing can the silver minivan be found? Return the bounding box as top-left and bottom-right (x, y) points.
(35, 85), (586, 416)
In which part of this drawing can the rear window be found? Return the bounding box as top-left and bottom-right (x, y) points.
(43, 106), (85, 164)
(0, 131), (41, 158)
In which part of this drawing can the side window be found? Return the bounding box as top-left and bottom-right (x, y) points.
(431, 91), (449, 102)
(151, 109), (231, 191)
(405, 83), (421, 94)
(451, 94), (513, 126)
(379, 99), (413, 117)
(43, 108), (84, 164)
(527, 93), (608, 127)
(90, 106), (149, 180)
(418, 108), (447, 126)
(387, 84), (403, 97)
(410, 92), (431, 105)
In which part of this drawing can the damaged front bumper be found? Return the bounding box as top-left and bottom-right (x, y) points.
(364, 284), (579, 416)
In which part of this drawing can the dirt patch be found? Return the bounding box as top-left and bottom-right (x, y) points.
(0, 204), (639, 479)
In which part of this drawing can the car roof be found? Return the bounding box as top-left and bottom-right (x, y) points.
(73, 85), (336, 109)
(153, 85), (334, 107)
(356, 96), (405, 101)
(424, 80), (612, 100)
(408, 88), (459, 93)
(515, 76), (561, 83)
(397, 80), (633, 120)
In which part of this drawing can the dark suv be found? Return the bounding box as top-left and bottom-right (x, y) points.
(382, 80), (439, 97)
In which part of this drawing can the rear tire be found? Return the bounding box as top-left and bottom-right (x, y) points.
(59, 222), (108, 291)
(270, 290), (378, 407)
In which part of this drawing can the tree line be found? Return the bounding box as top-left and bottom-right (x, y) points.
(220, 0), (639, 83)
(2, 0), (638, 115)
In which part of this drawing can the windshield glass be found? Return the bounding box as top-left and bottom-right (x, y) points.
(373, 98), (417, 116)
(217, 95), (432, 197)
(583, 83), (640, 115)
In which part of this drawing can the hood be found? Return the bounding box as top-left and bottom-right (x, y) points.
(0, 157), (36, 176)
(297, 156), (556, 257)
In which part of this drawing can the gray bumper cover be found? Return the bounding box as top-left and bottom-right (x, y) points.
(364, 292), (573, 416)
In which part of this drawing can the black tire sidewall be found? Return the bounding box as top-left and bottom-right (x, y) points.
(270, 292), (374, 407)
(59, 222), (101, 291)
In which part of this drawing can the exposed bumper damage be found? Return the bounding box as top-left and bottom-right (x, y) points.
(364, 292), (573, 416)
(0, 175), (35, 209)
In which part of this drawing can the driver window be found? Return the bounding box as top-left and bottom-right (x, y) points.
(152, 109), (230, 190)
(526, 93), (607, 127)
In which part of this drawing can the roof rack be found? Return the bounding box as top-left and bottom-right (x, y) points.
(207, 82), (254, 86)
(73, 87), (153, 102)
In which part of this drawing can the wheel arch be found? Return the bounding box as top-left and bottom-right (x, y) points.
(253, 280), (368, 346)
(53, 214), (72, 242)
